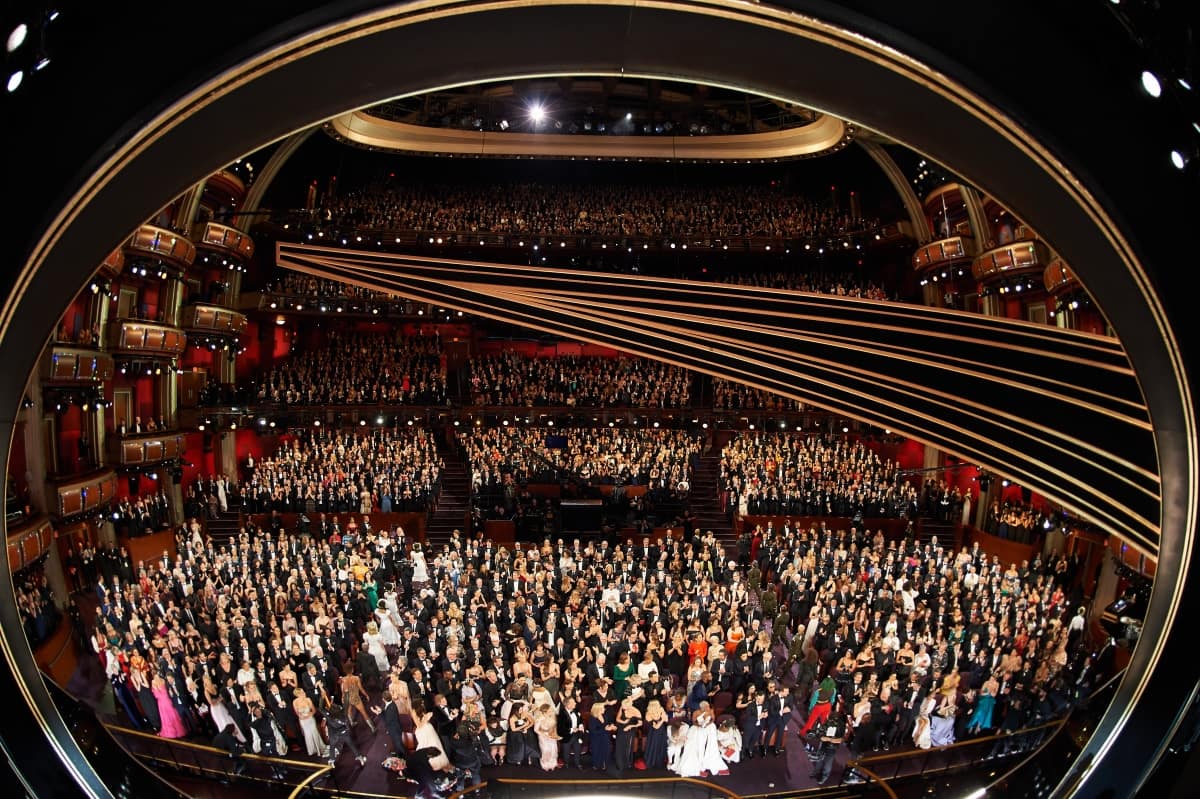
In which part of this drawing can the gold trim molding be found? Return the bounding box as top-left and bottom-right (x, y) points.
(327, 106), (849, 160)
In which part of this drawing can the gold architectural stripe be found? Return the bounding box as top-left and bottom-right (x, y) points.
(277, 250), (1159, 551)
(327, 106), (849, 159)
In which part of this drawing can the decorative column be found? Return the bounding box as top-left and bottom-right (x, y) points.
(174, 181), (207, 233)
(21, 380), (47, 514)
(960, 185), (992, 249)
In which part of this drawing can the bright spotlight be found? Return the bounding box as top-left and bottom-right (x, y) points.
(1170, 149), (1187, 170)
(6, 70), (23, 93)
(529, 103), (545, 124)
(625, 112), (632, 120)
(7, 23), (28, 53)
(1141, 70), (1162, 98)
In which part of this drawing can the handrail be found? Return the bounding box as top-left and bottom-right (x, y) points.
(849, 716), (1066, 768)
(287, 764), (334, 799)
(844, 765), (900, 799)
(979, 667), (1128, 794)
(846, 666), (1129, 792)
(453, 775), (744, 799)
(102, 720), (327, 769)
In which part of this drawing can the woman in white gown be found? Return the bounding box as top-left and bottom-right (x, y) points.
(375, 601), (402, 647)
(411, 698), (451, 771)
(673, 706), (728, 777)
(293, 688), (328, 758)
(929, 690), (957, 747)
(913, 693), (937, 750)
(204, 676), (245, 743)
(411, 543), (430, 584)
(363, 621), (389, 673)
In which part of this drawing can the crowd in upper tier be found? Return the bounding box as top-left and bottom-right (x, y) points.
(253, 331), (447, 406)
(460, 426), (703, 500)
(466, 354), (691, 409)
(307, 182), (877, 242)
(720, 432), (908, 518)
(242, 428), (444, 515)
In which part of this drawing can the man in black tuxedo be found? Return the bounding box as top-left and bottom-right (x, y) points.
(764, 682), (792, 756)
(558, 694), (585, 769)
(742, 689), (768, 759)
(585, 652), (609, 690)
(372, 695), (408, 758)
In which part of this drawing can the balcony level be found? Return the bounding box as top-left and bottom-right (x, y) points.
(6, 515), (54, 574)
(193, 221), (255, 262)
(108, 431), (186, 468)
(1044, 257), (1081, 296)
(50, 469), (118, 520)
(123, 224), (196, 269)
(911, 235), (975, 272)
(42, 346), (115, 384)
(972, 239), (1051, 283)
(106, 320), (187, 358)
(181, 303), (247, 335)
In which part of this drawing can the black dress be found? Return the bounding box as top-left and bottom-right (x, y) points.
(505, 704), (535, 765)
(642, 716), (668, 769)
(137, 681), (161, 731)
(612, 711), (640, 773)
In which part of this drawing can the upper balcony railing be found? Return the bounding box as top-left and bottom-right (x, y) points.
(108, 431), (186, 468)
(192, 221), (255, 262)
(6, 515), (54, 574)
(911, 235), (975, 272)
(50, 469), (117, 520)
(106, 320), (187, 358)
(181, 303), (247, 335)
(972, 239), (1050, 282)
(42, 346), (114, 383)
(1043, 257), (1080, 295)
(123, 224), (196, 268)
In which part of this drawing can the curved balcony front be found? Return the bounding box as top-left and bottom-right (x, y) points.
(106, 320), (187, 358)
(51, 469), (118, 520)
(972, 239), (1050, 283)
(911, 236), (974, 272)
(43, 346), (115, 383)
(1044, 258), (1081, 296)
(6, 515), (55, 574)
(97, 247), (125, 278)
(206, 169), (247, 203)
(181, 303), (247, 335)
(109, 431), (186, 468)
(124, 224), (196, 268)
(194, 221), (255, 262)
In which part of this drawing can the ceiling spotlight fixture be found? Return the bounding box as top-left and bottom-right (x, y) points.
(6, 70), (24, 93)
(1141, 70), (1162, 98)
(6, 23), (27, 53)
(1170, 149), (1188, 170)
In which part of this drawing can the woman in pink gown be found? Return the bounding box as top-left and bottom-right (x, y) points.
(153, 676), (189, 739)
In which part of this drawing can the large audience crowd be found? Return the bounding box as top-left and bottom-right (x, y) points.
(720, 432), (909, 518)
(309, 182), (876, 242)
(467, 354), (691, 409)
(242, 428), (444, 515)
(79, 494), (1097, 793)
(252, 332), (447, 406)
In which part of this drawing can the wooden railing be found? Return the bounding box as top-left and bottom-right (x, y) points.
(43, 345), (114, 382)
(106, 320), (187, 357)
(124, 224), (196, 266)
